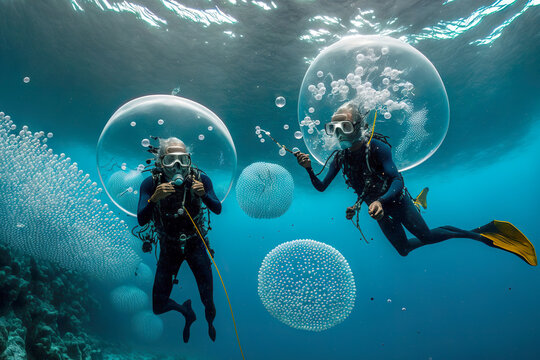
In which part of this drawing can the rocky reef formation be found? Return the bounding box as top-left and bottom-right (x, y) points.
(0, 241), (184, 360)
(0, 240), (102, 359)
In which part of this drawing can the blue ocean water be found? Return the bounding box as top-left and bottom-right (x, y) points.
(0, 1), (539, 359)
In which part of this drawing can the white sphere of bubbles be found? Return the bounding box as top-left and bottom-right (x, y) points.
(131, 310), (164, 342)
(97, 95), (237, 216)
(298, 35), (449, 171)
(236, 162), (294, 219)
(258, 239), (356, 332)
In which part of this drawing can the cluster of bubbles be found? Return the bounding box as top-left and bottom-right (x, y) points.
(110, 285), (149, 313)
(109, 262), (161, 341)
(298, 35), (449, 171)
(106, 169), (144, 213)
(394, 108), (428, 163)
(134, 262), (154, 289)
(299, 116), (321, 136)
(0, 112), (141, 281)
(236, 162), (294, 219)
(258, 239), (356, 331)
(275, 96), (286, 108)
(97, 95), (237, 216)
(254, 126), (267, 144)
(131, 310), (164, 342)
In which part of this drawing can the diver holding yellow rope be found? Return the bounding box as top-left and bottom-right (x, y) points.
(293, 101), (536, 265)
(137, 137), (245, 356)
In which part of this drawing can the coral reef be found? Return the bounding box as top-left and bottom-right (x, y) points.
(0, 241), (186, 359)
(0, 241), (102, 359)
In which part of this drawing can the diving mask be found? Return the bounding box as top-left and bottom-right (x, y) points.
(324, 120), (355, 136)
(161, 152), (191, 168)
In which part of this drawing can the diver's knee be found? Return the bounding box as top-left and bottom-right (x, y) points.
(396, 247), (409, 257)
(152, 299), (165, 315)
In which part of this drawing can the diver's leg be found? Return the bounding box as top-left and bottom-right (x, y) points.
(377, 214), (415, 256)
(187, 242), (216, 341)
(399, 197), (487, 253)
(152, 251), (196, 343)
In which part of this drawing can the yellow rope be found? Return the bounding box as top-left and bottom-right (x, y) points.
(183, 206), (246, 360)
(367, 110), (377, 147)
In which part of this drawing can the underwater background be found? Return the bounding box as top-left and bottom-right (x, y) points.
(0, 0), (539, 359)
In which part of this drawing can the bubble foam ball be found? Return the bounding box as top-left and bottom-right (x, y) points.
(110, 285), (149, 314)
(258, 239), (356, 331)
(236, 162), (294, 219)
(106, 170), (144, 213)
(298, 35), (449, 171)
(0, 114), (141, 282)
(97, 95), (237, 216)
(134, 262), (154, 289)
(131, 310), (164, 342)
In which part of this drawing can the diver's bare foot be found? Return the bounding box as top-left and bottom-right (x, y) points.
(182, 300), (196, 343)
(208, 323), (216, 342)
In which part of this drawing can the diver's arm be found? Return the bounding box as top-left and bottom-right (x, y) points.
(137, 176), (156, 226)
(200, 173), (222, 214)
(371, 141), (404, 205)
(306, 157), (340, 192)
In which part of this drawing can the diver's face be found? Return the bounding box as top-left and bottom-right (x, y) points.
(161, 144), (191, 182)
(331, 110), (355, 142)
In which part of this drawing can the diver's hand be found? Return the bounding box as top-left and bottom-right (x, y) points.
(191, 178), (206, 197)
(295, 152), (312, 169)
(368, 201), (384, 220)
(150, 182), (175, 202)
(345, 206), (356, 220)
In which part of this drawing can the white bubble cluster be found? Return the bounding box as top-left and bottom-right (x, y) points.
(395, 108), (428, 163)
(131, 310), (164, 342)
(258, 239), (356, 332)
(134, 262), (154, 289)
(110, 285), (149, 313)
(106, 170), (145, 215)
(307, 82), (327, 101)
(236, 162), (294, 219)
(0, 113), (141, 281)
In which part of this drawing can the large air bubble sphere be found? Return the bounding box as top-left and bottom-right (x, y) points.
(258, 239), (356, 331)
(236, 162), (294, 219)
(131, 310), (164, 342)
(298, 35), (449, 171)
(97, 95), (237, 216)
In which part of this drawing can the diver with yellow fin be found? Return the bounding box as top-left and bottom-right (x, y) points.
(294, 101), (536, 266)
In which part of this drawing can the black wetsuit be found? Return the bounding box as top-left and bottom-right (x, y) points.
(137, 172), (221, 341)
(307, 138), (488, 256)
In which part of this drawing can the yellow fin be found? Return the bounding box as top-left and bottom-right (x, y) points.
(413, 187), (429, 211)
(479, 220), (537, 266)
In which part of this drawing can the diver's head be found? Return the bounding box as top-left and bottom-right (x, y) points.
(157, 137), (192, 185)
(325, 101), (369, 149)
